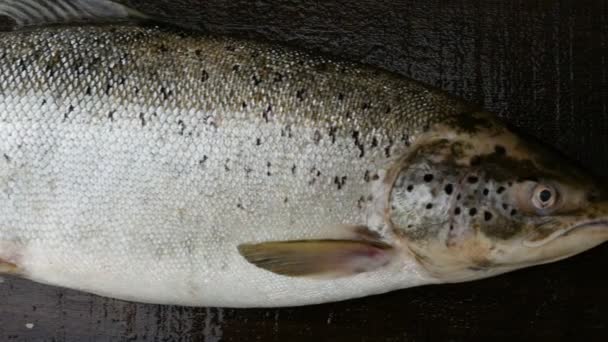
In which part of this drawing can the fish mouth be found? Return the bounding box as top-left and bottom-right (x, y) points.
(565, 219), (608, 235)
(524, 218), (608, 248)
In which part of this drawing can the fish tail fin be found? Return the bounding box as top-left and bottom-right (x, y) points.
(0, 0), (148, 30)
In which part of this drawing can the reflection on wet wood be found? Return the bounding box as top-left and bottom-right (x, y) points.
(1, 0), (607, 340)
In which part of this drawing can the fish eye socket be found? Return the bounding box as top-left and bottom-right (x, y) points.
(532, 185), (557, 209)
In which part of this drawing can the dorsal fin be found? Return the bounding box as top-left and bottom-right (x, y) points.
(0, 0), (146, 30)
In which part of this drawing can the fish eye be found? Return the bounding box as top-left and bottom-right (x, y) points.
(532, 185), (557, 209)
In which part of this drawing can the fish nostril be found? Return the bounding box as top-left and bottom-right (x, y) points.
(587, 190), (602, 202)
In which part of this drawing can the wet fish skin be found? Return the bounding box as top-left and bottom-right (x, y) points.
(1, 22), (608, 307)
(0, 24), (471, 307)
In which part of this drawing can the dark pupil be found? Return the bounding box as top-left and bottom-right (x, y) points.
(539, 189), (552, 202)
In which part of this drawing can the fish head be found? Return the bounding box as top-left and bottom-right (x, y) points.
(389, 112), (608, 282)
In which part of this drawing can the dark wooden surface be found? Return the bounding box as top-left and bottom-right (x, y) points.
(1, 0), (608, 340)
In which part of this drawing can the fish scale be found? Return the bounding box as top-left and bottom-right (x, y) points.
(0, 24), (471, 306)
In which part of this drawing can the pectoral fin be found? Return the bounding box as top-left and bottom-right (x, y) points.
(238, 239), (394, 278)
(0, 258), (18, 274)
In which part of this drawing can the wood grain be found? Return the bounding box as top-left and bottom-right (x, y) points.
(1, 0), (607, 340)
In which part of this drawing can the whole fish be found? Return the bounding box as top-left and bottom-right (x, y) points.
(0, 1), (607, 308)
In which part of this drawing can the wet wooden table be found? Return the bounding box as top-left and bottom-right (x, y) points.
(1, 0), (607, 341)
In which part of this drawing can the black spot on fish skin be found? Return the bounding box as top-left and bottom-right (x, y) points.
(455, 207), (461, 215)
(371, 137), (379, 148)
(467, 176), (479, 184)
(445, 184), (454, 195)
(426, 203), (433, 209)
(497, 186), (506, 194)
(510, 209), (518, 216)
(3, 154), (10, 163)
(107, 110), (115, 121)
(469, 208), (478, 216)
(273, 72), (283, 82)
(256, 138), (261, 146)
(296, 89), (307, 101)
(139, 112), (146, 127)
(85, 86), (92, 96)
(252, 75), (263, 86)
(262, 105), (272, 123)
(232, 64), (240, 72)
(484, 211), (493, 221)
(358, 197), (366, 209)
(372, 174), (380, 181)
(424, 174), (434, 182)
(407, 185), (414, 192)
(281, 125), (293, 138)
(64, 105), (75, 121)
(334, 176), (347, 190)
(199, 156), (208, 167)
(177, 119), (186, 135)
(313, 130), (322, 145)
(291, 164), (297, 175)
(201, 70), (209, 82)
(364, 170), (371, 182)
(483, 188), (489, 196)
(352, 131), (365, 157)
(328, 126), (338, 144)
(384, 140), (393, 157)
(160, 86), (173, 101)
